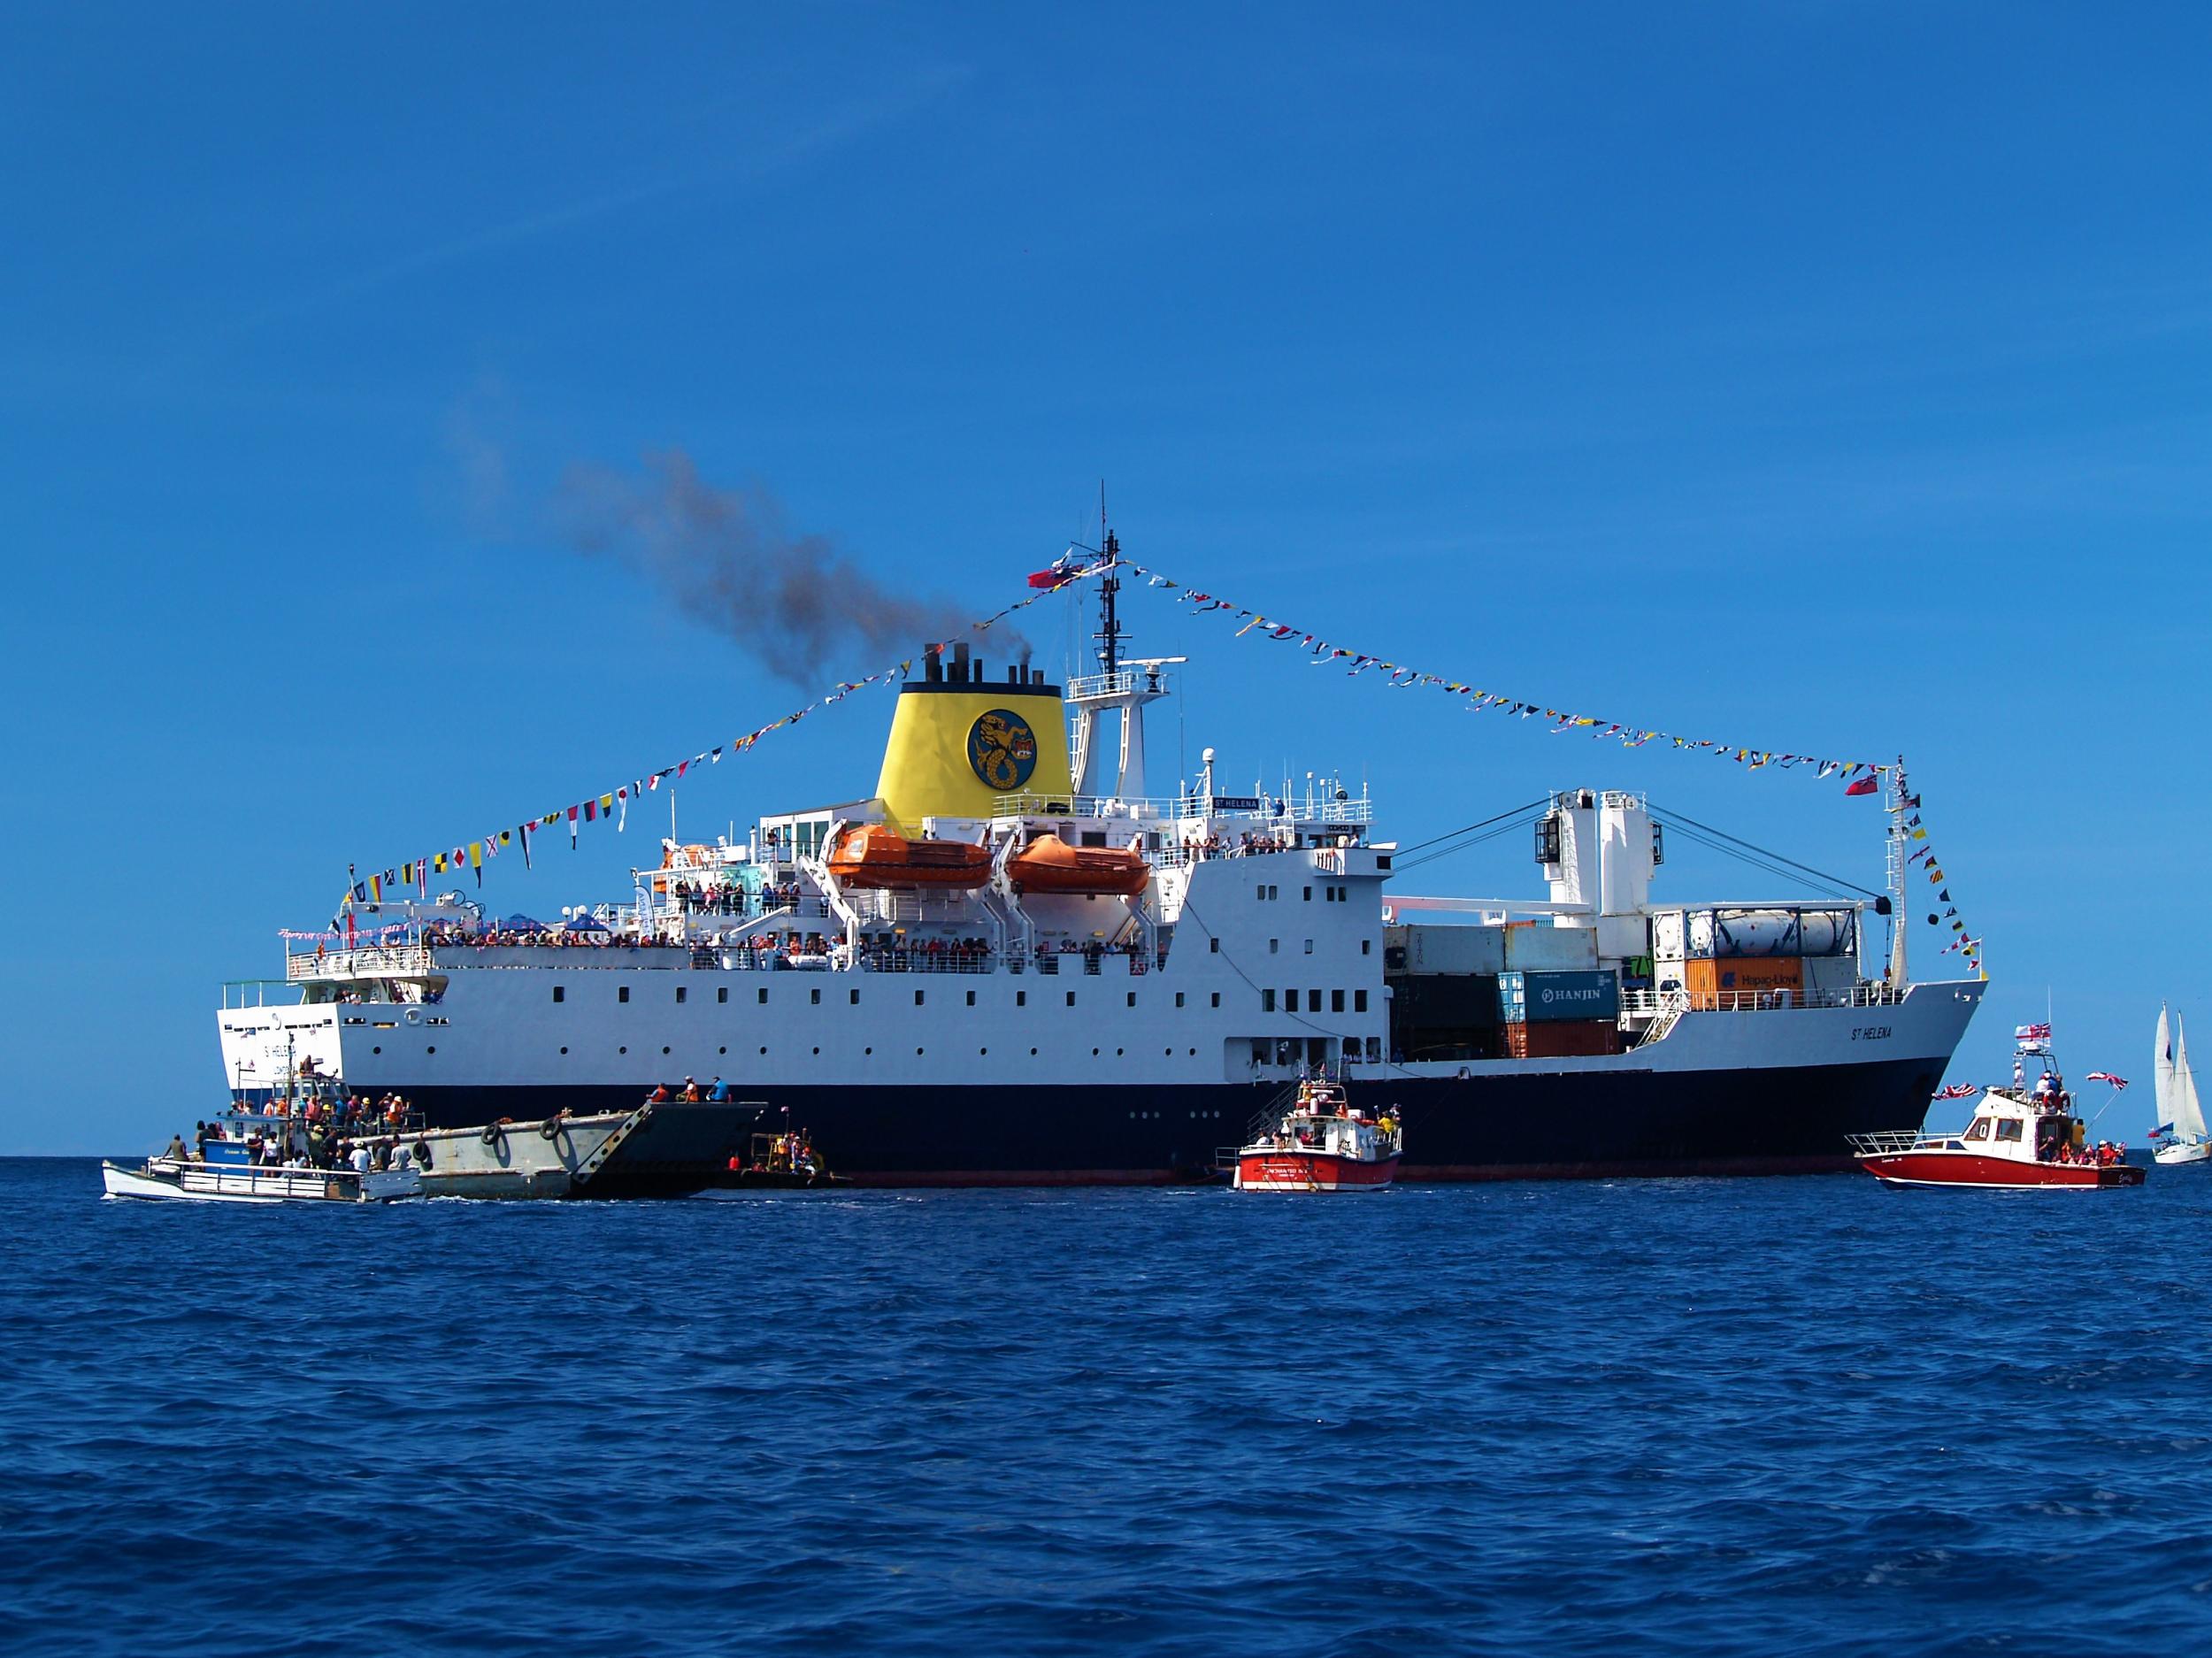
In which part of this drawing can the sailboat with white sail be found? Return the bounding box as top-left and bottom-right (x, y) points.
(2152, 1005), (2209, 1166)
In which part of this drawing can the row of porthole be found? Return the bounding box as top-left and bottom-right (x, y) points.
(375, 1043), (1215, 1060)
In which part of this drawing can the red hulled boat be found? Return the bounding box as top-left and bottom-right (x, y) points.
(1232, 1077), (1402, 1191)
(1850, 1034), (2143, 1190)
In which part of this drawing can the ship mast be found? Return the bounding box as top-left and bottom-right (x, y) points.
(1093, 528), (1122, 679)
(1885, 756), (1909, 991)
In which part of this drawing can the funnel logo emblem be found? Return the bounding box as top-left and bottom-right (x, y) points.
(969, 710), (1038, 792)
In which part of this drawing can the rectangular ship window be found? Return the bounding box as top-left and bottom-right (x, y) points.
(1332, 989), (1345, 1013)
(1065, 991), (1077, 1008)
(552, 986), (565, 1003)
(850, 988), (860, 1005)
(676, 986), (687, 1004)
(718, 987), (728, 1004)
(1355, 989), (1368, 1012)
(1017, 990), (1027, 1007)
(757, 987), (769, 1005)
(618, 986), (629, 1003)
(1126, 993), (1136, 1008)
(1211, 993), (1221, 1008)
(1262, 990), (1277, 1012)
(915, 990), (926, 1007)
(966, 990), (976, 1006)
(1175, 993), (1185, 1008)
(810, 988), (822, 1005)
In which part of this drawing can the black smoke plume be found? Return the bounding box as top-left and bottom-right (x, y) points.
(558, 450), (1025, 687)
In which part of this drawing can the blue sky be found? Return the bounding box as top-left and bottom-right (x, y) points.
(4, 4), (2207, 1154)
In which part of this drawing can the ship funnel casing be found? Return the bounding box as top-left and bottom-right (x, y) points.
(873, 672), (1074, 825)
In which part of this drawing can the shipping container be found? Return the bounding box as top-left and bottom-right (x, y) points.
(1502, 1019), (1619, 1059)
(1682, 907), (1855, 960)
(1391, 973), (1502, 1026)
(1497, 969), (1621, 1024)
(1502, 922), (1599, 971)
(1802, 953), (1864, 995)
(1384, 923), (1506, 976)
(1684, 956), (1803, 1006)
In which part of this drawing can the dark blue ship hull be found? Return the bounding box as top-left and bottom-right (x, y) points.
(378, 1054), (1946, 1194)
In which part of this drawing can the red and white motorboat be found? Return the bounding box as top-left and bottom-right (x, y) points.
(1232, 1077), (1402, 1191)
(1850, 1039), (2143, 1189)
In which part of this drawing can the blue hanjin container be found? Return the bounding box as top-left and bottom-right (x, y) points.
(1497, 969), (1619, 1025)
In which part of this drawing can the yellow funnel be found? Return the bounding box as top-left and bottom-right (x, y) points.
(874, 653), (1071, 825)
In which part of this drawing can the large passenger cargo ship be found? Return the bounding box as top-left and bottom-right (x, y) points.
(218, 565), (1980, 1192)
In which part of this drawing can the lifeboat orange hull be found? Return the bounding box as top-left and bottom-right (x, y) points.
(1009, 839), (1149, 897)
(828, 826), (992, 890)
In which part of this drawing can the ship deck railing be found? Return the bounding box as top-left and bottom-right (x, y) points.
(1846, 1129), (1960, 1155)
(1618, 982), (1909, 1020)
(286, 943), (437, 980)
(990, 792), (1375, 828)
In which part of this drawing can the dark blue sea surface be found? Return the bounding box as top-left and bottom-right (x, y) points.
(5, 1158), (2211, 1655)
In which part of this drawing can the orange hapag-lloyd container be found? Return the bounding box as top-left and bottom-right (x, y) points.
(1684, 956), (1803, 1008)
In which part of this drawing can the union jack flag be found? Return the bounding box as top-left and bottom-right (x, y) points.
(2014, 1022), (2052, 1041)
(1932, 1083), (1980, 1101)
(2085, 1072), (2129, 1088)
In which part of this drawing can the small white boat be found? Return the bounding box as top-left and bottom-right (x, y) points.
(2153, 1006), (2209, 1166)
(102, 1105), (419, 1204)
(101, 1156), (418, 1203)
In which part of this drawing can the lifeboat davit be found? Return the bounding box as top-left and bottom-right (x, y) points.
(827, 825), (992, 890)
(1008, 836), (1149, 897)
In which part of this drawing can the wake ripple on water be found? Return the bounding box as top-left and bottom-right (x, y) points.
(5, 1163), (2212, 1655)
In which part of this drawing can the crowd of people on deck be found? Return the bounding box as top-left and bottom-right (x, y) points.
(2049, 1139), (2128, 1168)
(162, 1088), (425, 1174)
(648, 1076), (741, 1103)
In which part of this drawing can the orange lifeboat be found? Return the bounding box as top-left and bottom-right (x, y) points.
(827, 825), (992, 890)
(1008, 836), (1150, 897)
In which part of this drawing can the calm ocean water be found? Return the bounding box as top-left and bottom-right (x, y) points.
(5, 1157), (2211, 1655)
